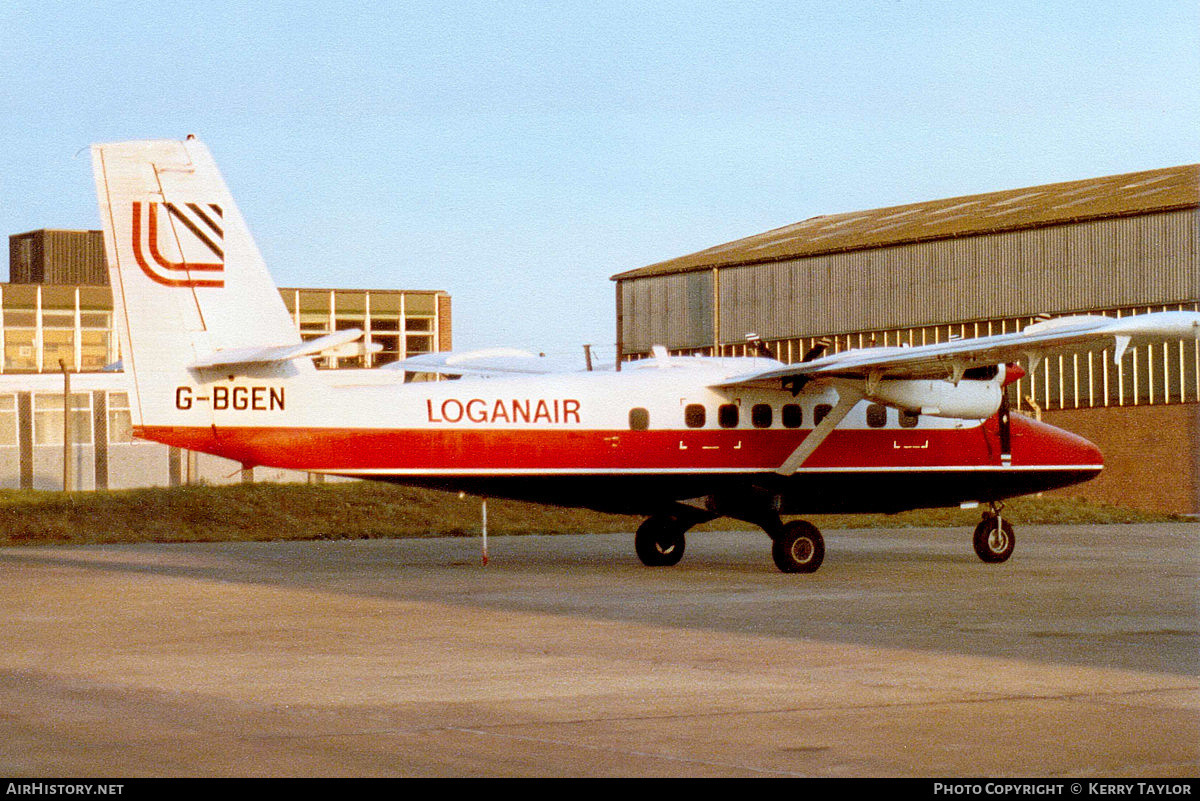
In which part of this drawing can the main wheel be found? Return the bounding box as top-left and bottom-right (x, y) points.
(635, 516), (687, 566)
(771, 520), (825, 574)
(972, 515), (1015, 563)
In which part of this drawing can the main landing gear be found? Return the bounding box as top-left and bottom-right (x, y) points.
(634, 515), (688, 567)
(972, 502), (1015, 563)
(770, 520), (825, 574)
(634, 509), (826, 574)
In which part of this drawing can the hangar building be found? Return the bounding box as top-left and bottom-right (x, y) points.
(2, 229), (451, 490)
(612, 165), (1200, 514)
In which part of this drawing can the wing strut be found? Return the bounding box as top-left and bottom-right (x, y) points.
(775, 385), (864, 476)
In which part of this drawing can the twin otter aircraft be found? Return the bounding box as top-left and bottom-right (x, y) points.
(92, 137), (1200, 573)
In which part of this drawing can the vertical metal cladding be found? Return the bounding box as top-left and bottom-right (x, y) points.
(9, 230), (108, 286)
(620, 269), (713, 352)
(623, 208), (1198, 351)
(437, 294), (453, 351)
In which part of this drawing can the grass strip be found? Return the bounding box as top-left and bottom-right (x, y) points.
(0, 482), (1187, 547)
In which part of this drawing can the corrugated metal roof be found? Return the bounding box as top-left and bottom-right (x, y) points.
(613, 164), (1200, 281)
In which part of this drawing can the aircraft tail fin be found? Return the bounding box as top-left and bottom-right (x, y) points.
(92, 137), (308, 429)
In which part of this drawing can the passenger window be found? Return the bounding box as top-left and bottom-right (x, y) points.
(899, 409), (920, 428)
(684, 404), (706, 428)
(751, 403), (772, 429)
(629, 407), (650, 431)
(814, 403), (833, 426)
(718, 404), (739, 429)
(866, 403), (887, 428)
(781, 404), (803, 429)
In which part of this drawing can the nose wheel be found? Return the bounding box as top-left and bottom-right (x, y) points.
(972, 505), (1015, 563)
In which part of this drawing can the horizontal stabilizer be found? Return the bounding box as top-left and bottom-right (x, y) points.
(189, 329), (378, 371)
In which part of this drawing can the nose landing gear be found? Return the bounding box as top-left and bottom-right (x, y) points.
(973, 502), (1015, 563)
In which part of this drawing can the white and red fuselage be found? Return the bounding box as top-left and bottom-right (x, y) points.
(135, 360), (1103, 516)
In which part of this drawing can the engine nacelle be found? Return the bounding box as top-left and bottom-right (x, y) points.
(865, 375), (1002, 419)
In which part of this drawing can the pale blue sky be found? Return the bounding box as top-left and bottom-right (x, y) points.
(1, 1), (1197, 357)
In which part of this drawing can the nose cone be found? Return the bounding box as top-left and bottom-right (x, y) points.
(1011, 414), (1104, 467)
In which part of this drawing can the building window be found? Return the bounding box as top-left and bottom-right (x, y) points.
(41, 312), (75, 371)
(4, 311), (36, 372)
(405, 334), (434, 355)
(718, 404), (739, 429)
(866, 403), (887, 428)
(108, 392), (133, 443)
(684, 404), (706, 428)
(298, 312), (334, 369)
(79, 311), (113, 371)
(781, 404), (803, 428)
(629, 407), (649, 430)
(0, 395), (16, 446)
(33, 392), (92, 445)
(751, 403), (772, 429)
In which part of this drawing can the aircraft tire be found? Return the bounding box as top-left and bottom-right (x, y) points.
(635, 516), (686, 567)
(772, 520), (824, 574)
(972, 515), (1015, 563)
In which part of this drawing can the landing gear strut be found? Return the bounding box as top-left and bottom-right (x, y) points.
(973, 502), (1015, 563)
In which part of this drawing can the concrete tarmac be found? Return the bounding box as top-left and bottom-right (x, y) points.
(0, 523), (1196, 777)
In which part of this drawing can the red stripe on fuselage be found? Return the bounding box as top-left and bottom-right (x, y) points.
(134, 414), (1101, 474)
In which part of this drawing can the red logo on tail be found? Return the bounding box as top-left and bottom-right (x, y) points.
(131, 202), (225, 287)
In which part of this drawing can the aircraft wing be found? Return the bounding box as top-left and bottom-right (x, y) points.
(715, 310), (1200, 390)
(385, 348), (592, 377)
